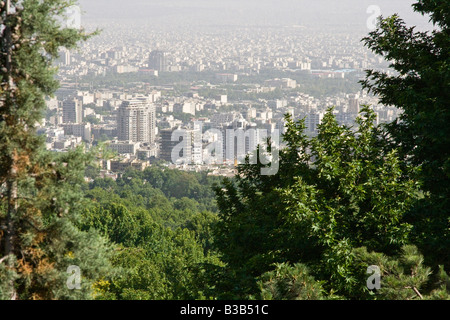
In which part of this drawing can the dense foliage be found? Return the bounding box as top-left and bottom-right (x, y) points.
(77, 166), (223, 300)
(360, 0), (450, 269)
(0, 0), (112, 300)
(212, 106), (447, 299)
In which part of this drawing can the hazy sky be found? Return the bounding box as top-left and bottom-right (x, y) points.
(78, 0), (431, 30)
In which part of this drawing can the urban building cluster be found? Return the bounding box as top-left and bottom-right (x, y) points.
(39, 23), (400, 176)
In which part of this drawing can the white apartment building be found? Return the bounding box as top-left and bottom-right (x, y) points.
(108, 141), (141, 155)
(117, 98), (156, 144)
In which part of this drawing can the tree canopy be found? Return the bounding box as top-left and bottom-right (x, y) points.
(360, 0), (450, 269)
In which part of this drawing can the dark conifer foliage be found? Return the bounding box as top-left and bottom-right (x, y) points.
(0, 0), (111, 300)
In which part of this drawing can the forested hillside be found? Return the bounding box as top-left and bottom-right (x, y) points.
(76, 167), (222, 299)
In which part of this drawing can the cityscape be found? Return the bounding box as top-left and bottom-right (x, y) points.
(1, 0), (447, 304)
(39, 8), (403, 178)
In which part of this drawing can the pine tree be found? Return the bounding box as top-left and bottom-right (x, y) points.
(0, 0), (112, 300)
(257, 263), (327, 300)
(352, 245), (449, 300)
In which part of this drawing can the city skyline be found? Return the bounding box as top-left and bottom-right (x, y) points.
(37, 0), (430, 172)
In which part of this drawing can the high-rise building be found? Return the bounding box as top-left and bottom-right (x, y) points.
(160, 127), (192, 164)
(306, 112), (325, 136)
(62, 49), (71, 66)
(160, 128), (176, 162)
(62, 98), (82, 124)
(222, 118), (260, 164)
(348, 94), (360, 114)
(62, 123), (92, 142)
(148, 50), (167, 72)
(117, 98), (156, 144)
(192, 122), (203, 165)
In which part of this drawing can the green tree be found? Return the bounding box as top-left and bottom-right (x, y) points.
(282, 107), (418, 297)
(81, 203), (141, 247)
(213, 107), (419, 299)
(0, 1), (111, 300)
(360, 0), (450, 269)
(255, 245), (450, 300)
(257, 263), (327, 300)
(352, 245), (449, 300)
(83, 114), (100, 125)
(183, 211), (219, 255)
(81, 202), (221, 300)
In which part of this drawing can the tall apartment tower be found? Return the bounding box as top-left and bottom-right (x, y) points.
(221, 119), (260, 165)
(306, 112), (325, 136)
(117, 98), (156, 144)
(160, 127), (192, 164)
(160, 128), (176, 162)
(348, 94), (360, 114)
(62, 98), (82, 124)
(148, 50), (167, 72)
(62, 49), (71, 65)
